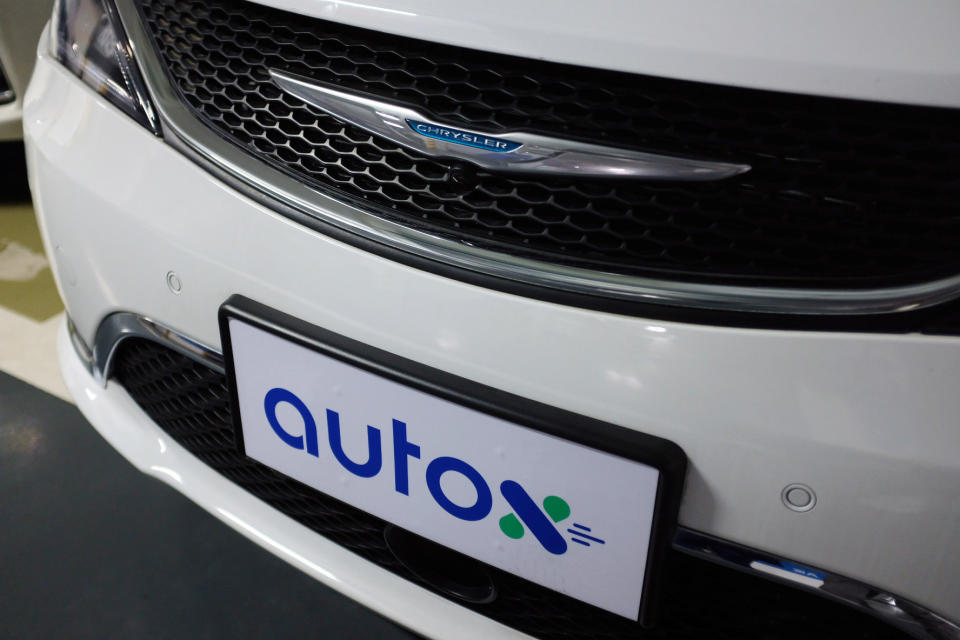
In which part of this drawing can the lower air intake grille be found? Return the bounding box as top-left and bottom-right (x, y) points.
(114, 337), (910, 640)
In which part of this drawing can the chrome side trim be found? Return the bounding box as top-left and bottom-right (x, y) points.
(77, 311), (960, 639)
(88, 312), (224, 386)
(67, 315), (94, 374)
(113, 0), (960, 315)
(674, 529), (960, 640)
(269, 69), (751, 181)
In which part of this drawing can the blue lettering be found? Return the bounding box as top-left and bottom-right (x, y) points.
(264, 388), (319, 456)
(326, 409), (383, 477)
(392, 419), (421, 495)
(426, 456), (492, 521)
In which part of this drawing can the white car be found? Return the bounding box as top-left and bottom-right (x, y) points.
(25, 0), (960, 638)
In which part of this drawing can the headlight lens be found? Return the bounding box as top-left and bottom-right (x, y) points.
(51, 0), (159, 133)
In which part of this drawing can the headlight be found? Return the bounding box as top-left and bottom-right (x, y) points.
(51, 0), (159, 133)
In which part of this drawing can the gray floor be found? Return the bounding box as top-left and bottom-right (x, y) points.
(0, 370), (416, 639)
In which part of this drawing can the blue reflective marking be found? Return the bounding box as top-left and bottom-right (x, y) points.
(567, 529), (605, 545)
(500, 480), (568, 555)
(781, 561), (826, 581)
(570, 537), (590, 547)
(407, 119), (521, 153)
(572, 523), (592, 532)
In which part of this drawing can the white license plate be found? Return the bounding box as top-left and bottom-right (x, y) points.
(222, 301), (682, 621)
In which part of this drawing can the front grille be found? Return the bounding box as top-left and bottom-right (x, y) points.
(114, 337), (911, 640)
(136, 0), (960, 290)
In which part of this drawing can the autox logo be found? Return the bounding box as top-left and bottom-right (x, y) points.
(263, 387), (605, 554)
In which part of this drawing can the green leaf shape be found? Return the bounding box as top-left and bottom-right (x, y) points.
(499, 513), (524, 539)
(543, 496), (570, 523)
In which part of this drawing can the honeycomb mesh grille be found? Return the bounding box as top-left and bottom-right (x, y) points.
(136, 0), (960, 289)
(114, 338), (911, 640)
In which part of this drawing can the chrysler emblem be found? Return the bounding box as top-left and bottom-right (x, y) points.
(269, 69), (750, 181)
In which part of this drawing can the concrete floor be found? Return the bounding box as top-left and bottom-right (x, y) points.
(0, 142), (415, 639)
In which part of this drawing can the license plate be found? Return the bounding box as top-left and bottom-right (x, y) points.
(220, 296), (684, 623)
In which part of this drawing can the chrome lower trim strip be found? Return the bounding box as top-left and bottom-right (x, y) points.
(67, 315), (94, 373)
(88, 312), (223, 386)
(78, 311), (960, 639)
(113, 0), (960, 314)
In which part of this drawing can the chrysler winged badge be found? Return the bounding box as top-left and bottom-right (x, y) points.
(269, 69), (750, 181)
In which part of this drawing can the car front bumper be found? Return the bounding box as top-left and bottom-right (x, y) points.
(25, 39), (960, 636)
